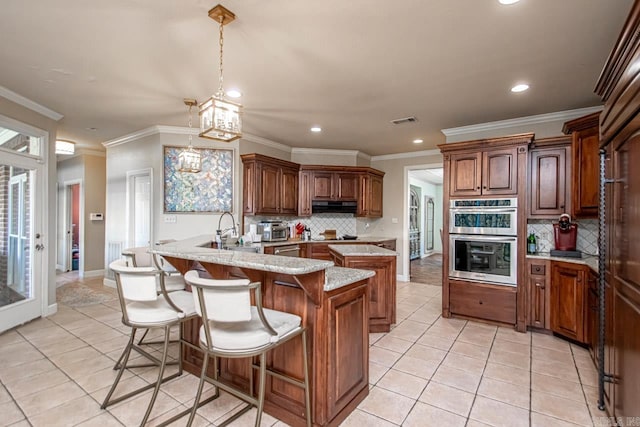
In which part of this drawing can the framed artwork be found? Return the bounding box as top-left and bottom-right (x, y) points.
(163, 146), (233, 213)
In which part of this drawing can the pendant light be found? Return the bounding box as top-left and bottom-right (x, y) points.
(178, 99), (202, 173)
(199, 4), (243, 142)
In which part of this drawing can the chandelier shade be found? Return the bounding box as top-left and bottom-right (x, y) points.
(199, 4), (243, 142)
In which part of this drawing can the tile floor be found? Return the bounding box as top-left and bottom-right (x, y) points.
(0, 277), (604, 426)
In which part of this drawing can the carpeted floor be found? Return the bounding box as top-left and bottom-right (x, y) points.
(409, 253), (443, 286)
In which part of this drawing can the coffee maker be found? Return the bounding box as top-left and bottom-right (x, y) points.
(550, 214), (581, 258)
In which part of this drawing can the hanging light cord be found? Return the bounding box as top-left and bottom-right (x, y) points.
(187, 103), (193, 147)
(217, 16), (225, 97)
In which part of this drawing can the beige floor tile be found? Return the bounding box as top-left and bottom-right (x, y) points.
(90, 334), (130, 355)
(28, 395), (103, 427)
(531, 372), (586, 402)
(145, 404), (210, 427)
(404, 343), (447, 363)
(418, 381), (474, 417)
(0, 385), (11, 404)
(533, 346), (575, 364)
(74, 412), (127, 427)
(15, 317), (57, 336)
(392, 355), (439, 379)
(5, 368), (69, 398)
(466, 420), (494, 427)
(531, 411), (585, 427)
(403, 401), (466, 427)
(489, 348), (531, 370)
(48, 345), (102, 367)
(425, 325), (461, 340)
(369, 333), (386, 345)
(386, 320), (429, 342)
(0, 400), (26, 425)
(431, 365), (481, 393)
(358, 386), (415, 425)
(442, 351), (487, 375)
(0, 341), (44, 369)
(107, 389), (180, 426)
(369, 361), (390, 385)
(532, 333), (572, 352)
(74, 364), (135, 394)
(415, 332), (454, 351)
(15, 380), (86, 417)
(190, 390), (243, 423)
(482, 362), (530, 388)
(38, 336), (89, 357)
(477, 377), (530, 409)
(491, 338), (531, 355)
(0, 330), (25, 346)
(470, 395), (530, 427)
(577, 366), (598, 387)
(450, 340), (490, 360)
(60, 354), (116, 380)
(160, 373), (214, 404)
(457, 330), (495, 347)
(369, 346), (403, 368)
(90, 375), (150, 404)
(406, 310), (439, 325)
(495, 327), (531, 345)
(341, 408), (397, 427)
(531, 359), (581, 384)
(531, 390), (592, 426)
(21, 327), (74, 346)
(374, 335), (413, 354)
(0, 358), (58, 385)
(376, 369), (428, 399)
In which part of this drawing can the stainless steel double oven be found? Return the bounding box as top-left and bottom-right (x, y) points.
(449, 198), (517, 286)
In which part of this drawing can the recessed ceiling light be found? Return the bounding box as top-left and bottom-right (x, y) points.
(511, 84), (529, 93)
(310, 126), (322, 133)
(226, 89), (242, 98)
(499, 0), (520, 4)
(413, 139), (423, 144)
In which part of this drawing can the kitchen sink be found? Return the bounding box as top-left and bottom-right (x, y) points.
(221, 245), (260, 253)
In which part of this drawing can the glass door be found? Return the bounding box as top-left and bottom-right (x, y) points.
(0, 150), (44, 332)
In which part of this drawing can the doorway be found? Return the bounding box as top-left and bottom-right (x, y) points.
(0, 124), (47, 333)
(64, 182), (81, 272)
(126, 169), (153, 249)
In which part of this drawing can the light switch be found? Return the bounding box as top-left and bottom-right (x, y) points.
(391, 218), (398, 224)
(164, 215), (177, 223)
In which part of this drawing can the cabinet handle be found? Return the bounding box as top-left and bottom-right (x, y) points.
(483, 186), (487, 189)
(476, 186), (480, 190)
(478, 300), (483, 305)
(560, 205), (565, 209)
(535, 283), (545, 289)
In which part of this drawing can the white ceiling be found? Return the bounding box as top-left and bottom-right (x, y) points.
(0, 0), (632, 156)
(410, 169), (444, 185)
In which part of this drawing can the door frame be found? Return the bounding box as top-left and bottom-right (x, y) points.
(0, 114), (50, 331)
(63, 179), (83, 273)
(126, 168), (153, 249)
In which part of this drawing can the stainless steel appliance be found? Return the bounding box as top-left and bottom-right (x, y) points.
(449, 198), (517, 236)
(272, 244), (301, 257)
(256, 221), (288, 242)
(449, 234), (517, 286)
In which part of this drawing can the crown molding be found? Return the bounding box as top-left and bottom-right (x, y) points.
(291, 147), (371, 160)
(371, 148), (441, 161)
(77, 148), (106, 157)
(102, 125), (161, 147)
(241, 133), (292, 153)
(441, 106), (604, 138)
(0, 86), (63, 121)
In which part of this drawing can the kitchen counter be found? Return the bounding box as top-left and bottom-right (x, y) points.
(526, 253), (598, 273)
(154, 235), (373, 427)
(260, 235), (396, 248)
(328, 244), (398, 257)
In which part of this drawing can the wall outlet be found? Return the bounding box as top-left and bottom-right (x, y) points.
(365, 223), (370, 229)
(164, 215), (177, 223)
(391, 218), (398, 224)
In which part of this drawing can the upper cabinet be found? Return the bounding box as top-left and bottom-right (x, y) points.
(563, 112), (600, 218)
(310, 171), (358, 201)
(441, 134), (532, 198)
(357, 171), (384, 217)
(528, 136), (572, 218)
(241, 154), (300, 216)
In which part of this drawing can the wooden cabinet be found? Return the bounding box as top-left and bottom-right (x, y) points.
(357, 172), (383, 217)
(298, 170), (312, 216)
(563, 112), (600, 218)
(550, 262), (588, 343)
(528, 136), (572, 218)
(375, 239), (396, 251)
(448, 147), (519, 197)
(305, 239), (397, 261)
(587, 270), (598, 362)
(310, 171), (358, 201)
(527, 260), (550, 329)
(241, 154), (300, 216)
(449, 280), (517, 324)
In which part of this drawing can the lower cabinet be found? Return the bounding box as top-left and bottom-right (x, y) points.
(449, 280), (517, 324)
(527, 260), (550, 329)
(549, 261), (589, 344)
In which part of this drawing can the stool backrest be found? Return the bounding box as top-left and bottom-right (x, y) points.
(122, 246), (153, 267)
(109, 259), (158, 302)
(184, 271), (252, 322)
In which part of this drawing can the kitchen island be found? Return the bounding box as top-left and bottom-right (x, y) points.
(153, 236), (375, 427)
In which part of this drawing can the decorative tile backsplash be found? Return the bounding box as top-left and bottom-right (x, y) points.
(245, 214), (356, 239)
(527, 219), (599, 255)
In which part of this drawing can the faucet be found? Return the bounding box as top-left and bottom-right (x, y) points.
(216, 211), (237, 245)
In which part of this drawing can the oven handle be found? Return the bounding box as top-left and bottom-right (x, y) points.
(449, 234), (517, 242)
(450, 208), (517, 214)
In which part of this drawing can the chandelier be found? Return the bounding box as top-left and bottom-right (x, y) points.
(178, 99), (202, 173)
(199, 4), (242, 142)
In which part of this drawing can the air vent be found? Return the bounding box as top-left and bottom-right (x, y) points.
(390, 116), (418, 125)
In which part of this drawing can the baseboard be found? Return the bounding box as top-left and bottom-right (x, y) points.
(56, 264), (65, 271)
(46, 303), (58, 316)
(103, 278), (116, 288)
(397, 273), (409, 282)
(82, 269), (105, 279)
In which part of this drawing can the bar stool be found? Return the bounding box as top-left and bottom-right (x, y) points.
(102, 259), (198, 426)
(182, 270), (311, 427)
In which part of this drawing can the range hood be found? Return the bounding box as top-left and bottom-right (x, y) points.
(311, 200), (357, 214)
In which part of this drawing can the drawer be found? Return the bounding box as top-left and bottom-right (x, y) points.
(530, 264), (546, 276)
(449, 280), (517, 324)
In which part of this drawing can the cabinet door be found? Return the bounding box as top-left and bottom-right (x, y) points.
(527, 264), (547, 328)
(550, 263), (586, 343)
(335, 173), (358, 200)
(369, 174), (383, 217)
(482, 148), (517, 195)
(449, 152), (482, 196)
(243, 162), (256, 215)
(280, 167), (299, 214)
(298, 171), (312, 216)
(572, 128), (599, 217)
(258, 163), (280, 214)
(529, 147), (569, 217)
(312, 172), (334, 200)
(587, 271), (598, 362)
(357, 174), (369, 216)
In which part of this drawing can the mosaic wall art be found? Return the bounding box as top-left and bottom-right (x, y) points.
(163, 146), (233, 213)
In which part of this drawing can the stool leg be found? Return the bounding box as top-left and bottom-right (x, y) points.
(140, 325), (171, 426)
(255, 352), (267, 427)
(113, 327), (137, 370)
(302, 330), (311, 427)
(187, 353), (210, 427)
(102, 327), (137, 408)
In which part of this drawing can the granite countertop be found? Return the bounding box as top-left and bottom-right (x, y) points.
(153, 235), (333, 276)
(260, 236), (396, 248)
(527, 253), (599, 273)
(328, 244), (398, 257)
(324, 266), (375, 291)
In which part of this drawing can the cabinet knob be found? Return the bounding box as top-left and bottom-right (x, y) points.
(478, 300), (483, 305)
(476, 186), (480, 190)
(483, 186), (487, 189)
